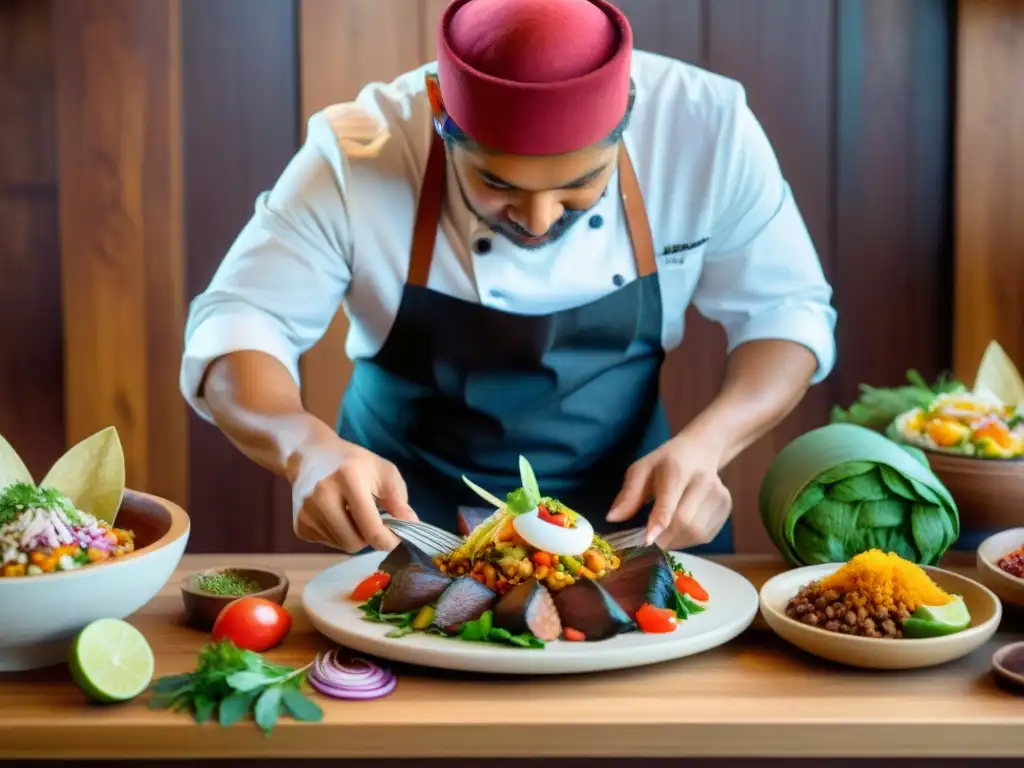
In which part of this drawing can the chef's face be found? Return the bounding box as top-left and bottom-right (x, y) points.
(451, 142), (618, 250)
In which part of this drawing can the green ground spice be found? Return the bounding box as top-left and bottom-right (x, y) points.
(196, 570), (262, 597)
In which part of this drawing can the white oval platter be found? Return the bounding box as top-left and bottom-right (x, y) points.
(302, 550), (758, 675)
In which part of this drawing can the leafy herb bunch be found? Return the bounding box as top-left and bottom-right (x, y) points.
(149, 640), (323, 734)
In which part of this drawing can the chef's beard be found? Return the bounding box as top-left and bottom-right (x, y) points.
(457, 180), (608, 251)
(485, 208), (587, 250)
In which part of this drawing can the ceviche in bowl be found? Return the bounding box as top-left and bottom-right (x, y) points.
(890, 391), (1023, 460)
(1, 482), (136, 577)
(833, 340), (1024, 460)
(0, 427), (189, 671)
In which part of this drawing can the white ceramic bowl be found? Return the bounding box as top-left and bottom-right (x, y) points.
(976, 527), (1024, 607)
(759, 563), (1001, 670)
(0, 490), (190, 672)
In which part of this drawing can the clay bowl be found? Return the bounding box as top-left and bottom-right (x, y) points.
(180, 566), (289, 630)
(923, 451), (1024, 535)
(976, 527), (1024, 607)
(760, 562), (1002, 670)
(0, 489), (190, 672)
(992, 641), (1024, 689)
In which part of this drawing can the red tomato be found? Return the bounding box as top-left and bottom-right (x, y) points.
(636, 603), (677, 634)
(537, 506), (568, 527)
(674, 572), (709, 602)
(563, 627), (586, 642)
(350, 571), (391, 602)
(212, 597), (292, 652)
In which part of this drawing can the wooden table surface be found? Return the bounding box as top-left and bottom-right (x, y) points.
(3, 552), (1024, 760)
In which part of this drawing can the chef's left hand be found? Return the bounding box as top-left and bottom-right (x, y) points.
(605, 432), (732, 549)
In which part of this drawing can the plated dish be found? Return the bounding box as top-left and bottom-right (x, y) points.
(351, 457), (710, 646)
(760, 553), (1001, 670)
(302, 456), (759, 674)
(784, 550), (971, 639)
(303, 549), (758, 675)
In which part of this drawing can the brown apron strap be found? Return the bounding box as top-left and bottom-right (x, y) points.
(407, 135), (657, 286)
(617, 142), (657, 278)
(408, 133), (447, 288)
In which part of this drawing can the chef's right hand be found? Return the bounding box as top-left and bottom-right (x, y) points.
(287, 419), (419, 553)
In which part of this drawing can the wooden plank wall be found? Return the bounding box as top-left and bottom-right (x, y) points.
(0, 0), (64, 481)
(51, 0), (187, 506)
(179, 0), (302, 553)
(953, 0), (1024, 381)
(0, 0), (962, 554)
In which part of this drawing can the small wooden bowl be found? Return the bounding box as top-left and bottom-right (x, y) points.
(180, 566), (289, 630)
(924, 451), (1024, 531)
(976, 527), (1024, 607)
(992, 641), (1024, 689)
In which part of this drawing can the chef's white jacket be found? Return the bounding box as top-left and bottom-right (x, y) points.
(180, 50), (838, 423)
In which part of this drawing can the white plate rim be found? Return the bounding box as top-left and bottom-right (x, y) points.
(301, 550), (759, 675)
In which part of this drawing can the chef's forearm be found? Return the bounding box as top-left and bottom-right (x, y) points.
(681, 339), (818, 469)
(200, 351), (328, 479)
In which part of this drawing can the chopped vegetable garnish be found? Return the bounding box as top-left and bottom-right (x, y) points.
(351, 571), (391, 602)
(636, 603), (678, 634)
(674, 572), (708, 602)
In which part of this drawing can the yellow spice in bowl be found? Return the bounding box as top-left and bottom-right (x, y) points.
(816, 549), (952, 613)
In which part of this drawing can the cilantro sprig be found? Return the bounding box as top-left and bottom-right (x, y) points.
(0, 481), (80, 526)
(148, 640), (323, 734)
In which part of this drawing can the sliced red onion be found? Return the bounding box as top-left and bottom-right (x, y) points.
(307, 648), (397, 700)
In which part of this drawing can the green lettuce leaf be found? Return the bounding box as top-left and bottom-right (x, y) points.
(759, 424), (960, 567)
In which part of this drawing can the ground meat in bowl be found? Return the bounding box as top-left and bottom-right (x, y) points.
(785, 584), (912, 639)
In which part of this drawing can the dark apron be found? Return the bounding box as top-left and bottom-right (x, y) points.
(337, 134), (733, 555)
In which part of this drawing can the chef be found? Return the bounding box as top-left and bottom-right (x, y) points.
(180, 0), (837, 555)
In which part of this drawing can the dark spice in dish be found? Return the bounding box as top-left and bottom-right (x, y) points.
(786, 584), (909, 638)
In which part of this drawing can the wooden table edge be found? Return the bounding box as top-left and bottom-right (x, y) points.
(5, 722), (1024, 759)
(3, 550), (1018, 760)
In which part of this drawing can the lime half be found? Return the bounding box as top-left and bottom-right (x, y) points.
(914, 595), (971, 628)
(902, 595), (971, 638)
(69, 619), (155, 703)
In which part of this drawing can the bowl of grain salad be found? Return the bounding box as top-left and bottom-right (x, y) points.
(759, 550), (1001, 669)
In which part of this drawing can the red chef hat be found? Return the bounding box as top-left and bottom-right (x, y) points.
(436, 0), (633, 156)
